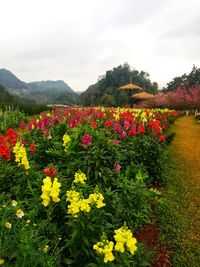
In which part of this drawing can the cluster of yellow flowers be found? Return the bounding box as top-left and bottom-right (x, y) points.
(73, 171), (87, 184)
(88, 193), (106, 208)
(41, 176), (61, 206)
(66, 171), (105, 216)
(62, 134), (71, 151)
(13, 141), (30, 170)
(93, 237), (115, 263)
(93, 226), (137, 263)
(114, 226), (137, 255)
(66, 190), (105, 216)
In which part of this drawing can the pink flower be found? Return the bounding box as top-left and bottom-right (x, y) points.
(124, 120), (130, 130)
(113, 163), (121, 172)
(119, 131), (127, 139)
(114, 123), (122, 133)
(82, 134), (92, 146)
(112, 139), (119, 144)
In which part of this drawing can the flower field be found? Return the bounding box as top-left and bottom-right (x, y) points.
(0, 107), (179, 266)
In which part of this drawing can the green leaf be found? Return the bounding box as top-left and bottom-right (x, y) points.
(63, 258), (74, 265)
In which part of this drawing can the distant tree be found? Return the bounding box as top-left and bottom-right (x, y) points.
(164, 65), (200, 91)
(80, 63), (158, 106)
(100, 94), (116, 106)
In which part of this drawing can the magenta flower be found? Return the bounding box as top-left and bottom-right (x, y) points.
(20, 120), (25, 130)
(82, 134), (92, 146)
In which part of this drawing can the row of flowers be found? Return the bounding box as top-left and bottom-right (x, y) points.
(0, 107), (179, 266)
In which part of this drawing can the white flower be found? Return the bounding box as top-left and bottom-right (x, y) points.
(11, 200), (17, 207)
(16, 209), (24, 218)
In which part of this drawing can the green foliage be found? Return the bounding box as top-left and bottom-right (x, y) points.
(0, 110), (28, 133)
(0, 103), (51, 116)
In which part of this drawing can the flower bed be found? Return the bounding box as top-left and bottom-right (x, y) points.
(0, 107), (179, 266)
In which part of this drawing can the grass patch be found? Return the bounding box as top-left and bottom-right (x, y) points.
(156, 117), (200, 266)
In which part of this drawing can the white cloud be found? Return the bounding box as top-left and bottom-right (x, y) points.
(0, 0), (200, 91)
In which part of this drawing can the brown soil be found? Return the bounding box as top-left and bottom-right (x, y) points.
(135, 221), (171, 267)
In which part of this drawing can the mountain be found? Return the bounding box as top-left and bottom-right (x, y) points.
(28, 80), (74, 93)
(0, 69), (29, 89)
(0, 84), (16, 103)
(0, 69), (78, 105)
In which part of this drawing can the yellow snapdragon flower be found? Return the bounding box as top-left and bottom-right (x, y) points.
(93, 240), (115, 263)
(41, 177), (61, 207)
(88, 192), (105, 208)
(62, 134), (71, 151)
(13, 141), (30, 170)
(66, 190), (105, 216)
(114, 226), (137, 255)
(73, 171), (87, 184)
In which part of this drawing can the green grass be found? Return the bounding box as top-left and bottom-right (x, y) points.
(156, 118), (200, 267)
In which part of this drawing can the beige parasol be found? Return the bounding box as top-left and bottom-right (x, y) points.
(131, 91), (155, 100)
(118, 83), (142, 90)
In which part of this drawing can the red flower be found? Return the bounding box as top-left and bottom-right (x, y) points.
(138, 125), (145, 134)
(82, 134), (92, 146)
(159, 135), (166, 142)
(30, 144), (37, 154)
(128, 129), (136, 136)
(0, 135), (5, 144)
(5, 128), (18, 146)
(90, 120), (97, 129)
(0, 144), (11, 161)
(104, 120), (113, 128)
(44, 166), (57, 178)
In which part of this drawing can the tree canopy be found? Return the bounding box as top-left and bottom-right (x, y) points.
(80, 63), (158, 106)
(164, 65), (200, 92)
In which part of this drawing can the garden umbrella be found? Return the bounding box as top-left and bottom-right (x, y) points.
(131, 91), (155, 100)
(118, 83), (142, 100)
(118, 83), (142, 91)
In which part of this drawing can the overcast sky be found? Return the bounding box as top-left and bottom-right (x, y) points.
(0, 0), (200, 91)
